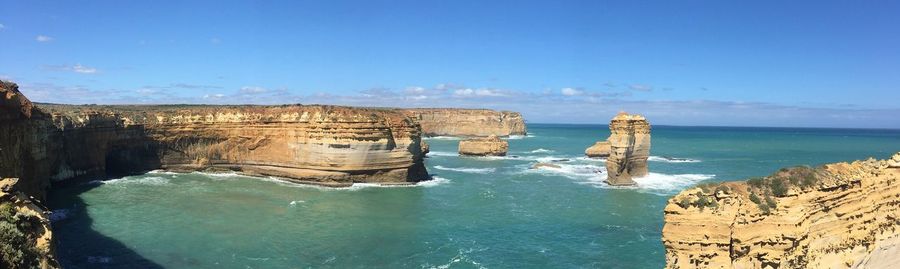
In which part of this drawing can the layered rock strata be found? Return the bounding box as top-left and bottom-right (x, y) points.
(605, 113), (651, 186)
(0, 178), (58, 269)
(663, 153), (900, 269)
(585, 141), (611, 158)
(458, 135), (509, 156)
(1, 81), (429, 199)
(402, 109), (526, 137)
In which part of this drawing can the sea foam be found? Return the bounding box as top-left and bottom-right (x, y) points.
(433, 165), (496, 173)
(648, 156), (702, 163)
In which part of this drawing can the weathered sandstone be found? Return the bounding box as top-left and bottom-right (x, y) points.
(585, 141), (611, 158)
(458, 135), (508, 156)
(421, 140), (430, 155)
(1, 81), (430, 200)
(605, 113), (651, 186)
(663, 155), (900, 269)
(402, 108), (526, 137)
(1, 178), (58, 269)
(889, 153), (900, 168)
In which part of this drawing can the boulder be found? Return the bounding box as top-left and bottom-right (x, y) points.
(421, 140), (430, 155)
(605, 112), (651, 186)
(532, 162), (561, 169)
(585, 141), (611, 158)
(458, 135), (508, 156)
(889, 152), (900, 168)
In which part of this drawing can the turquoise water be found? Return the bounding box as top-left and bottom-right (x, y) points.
(48, 124), (900, 268)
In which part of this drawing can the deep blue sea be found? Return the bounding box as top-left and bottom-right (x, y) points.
(48, 124), (900, 268)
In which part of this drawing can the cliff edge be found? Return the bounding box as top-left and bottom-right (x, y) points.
(1, 80), (430, 200)
(402, 108), (526, 137)
(663, 153), (900, 269)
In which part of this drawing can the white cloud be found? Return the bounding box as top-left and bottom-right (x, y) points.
(72, 64), (97, 74)
(0, 23), (5, 30)
(43, 64), (99, 74)
(210, 38), (221, 44)
(561, 87), (583, 96)
(454, 88), (506, 97)
(404, 86), (426, 94)
(240, 86), (267, 94)
(204, 94), (225, 99)
(629, 84), (653, 91)
(36, 35), (53, 42)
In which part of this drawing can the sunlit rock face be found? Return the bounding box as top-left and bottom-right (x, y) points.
(402, 109), (526, 137)
(585, 141), (611, 158)
(38, 104), (430, 187)
(663, 156), (900, 269)
(458, 135), (509, 156)
(0, 178), (59, 269)
(605, 113), (651, 186)
(2, 80), (430, 199)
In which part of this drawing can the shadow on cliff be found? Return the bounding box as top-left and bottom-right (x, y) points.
(48, 183), (165, 269)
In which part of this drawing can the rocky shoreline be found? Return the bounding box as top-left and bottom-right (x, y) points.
(663, 153), (900, 268)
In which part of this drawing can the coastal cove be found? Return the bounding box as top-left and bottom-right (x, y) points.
(46, 124), (900, 268)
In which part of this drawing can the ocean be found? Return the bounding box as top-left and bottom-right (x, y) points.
(47, 124), (900, 268)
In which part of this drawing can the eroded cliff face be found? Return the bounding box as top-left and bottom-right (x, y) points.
(2, 81), (429, 200)
(663, 154), (900, 269)
(402, 108), (526, 137)
(1, 178), (59, 269)
(605, 113), (651, 186)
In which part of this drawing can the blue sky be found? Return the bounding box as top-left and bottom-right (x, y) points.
(1, 1), (899, 128)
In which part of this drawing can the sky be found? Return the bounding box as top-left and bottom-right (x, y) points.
(1, 1), (899, 128)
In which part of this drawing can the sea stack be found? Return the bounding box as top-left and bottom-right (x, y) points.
(605, 112), (651, 186)
(585, 141), (611, 158)
(458, 135), (509, 156)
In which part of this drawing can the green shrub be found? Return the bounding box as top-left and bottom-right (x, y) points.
(677, 197), (691, 209)
(749, 193), (761, 204)
(800, 173), (817, 189)
(0, 202), (42, 269)
(765, 195), (777, 210)
(715, 185), (730, 194)
(758, 202), (771, 214)
(770, 179), (788, 197)
(747, 177), (765, 188)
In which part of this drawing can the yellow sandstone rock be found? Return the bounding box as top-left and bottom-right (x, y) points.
(605, 112), (651, 186)
(663, 154), (900, 269)
(585, 141), (611, 158)
(402, 108), (526, 137)
(458, 135), (509, 156)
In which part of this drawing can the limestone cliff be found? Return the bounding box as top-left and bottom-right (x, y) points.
(458, 135), (509, 156)
(663, 153), (900, 269)
(1, 178), (58, 269)
(402, 108), (526, 137)
(2, 81), (430, 200)
(605, 113), (651, 186)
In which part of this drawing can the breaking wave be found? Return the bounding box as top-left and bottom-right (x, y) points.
(525, 162), (714, 194)
(427, 151), (459, 157)
(529, 148), (554, 153)
(425, 136), (462, 140)
(632, 173), (715, 191)
(433, 165), (496, 173)
(102, 176), (170, 186)
(648, 156), (702, 163)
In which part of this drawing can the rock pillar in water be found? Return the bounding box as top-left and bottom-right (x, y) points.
(458, 135), (509, 156)
(605, 113), (651, 185)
